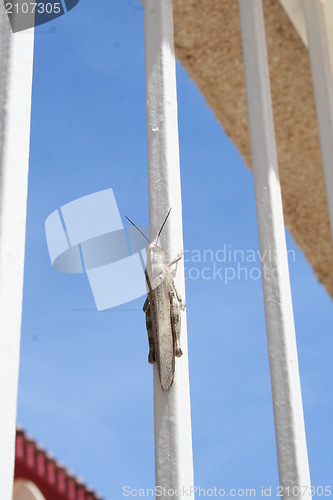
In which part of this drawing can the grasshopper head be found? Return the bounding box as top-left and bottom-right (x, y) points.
(145, 241), (167, 289)
(146, 241), (166, 266)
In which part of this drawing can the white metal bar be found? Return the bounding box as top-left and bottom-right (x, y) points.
(0, 5), (34, 498)
(143, 1), (195, 497)
(303, 0), (333, 242)
(238, 1), (311, 497)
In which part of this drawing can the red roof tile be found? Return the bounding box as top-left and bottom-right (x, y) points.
(15, 427), (103, 500)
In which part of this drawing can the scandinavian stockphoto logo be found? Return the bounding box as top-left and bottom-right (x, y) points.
(4, 0), (80, 33)
(45, 188), (149, 310)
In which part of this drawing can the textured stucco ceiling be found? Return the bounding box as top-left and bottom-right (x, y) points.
(173, 0), (333, 299)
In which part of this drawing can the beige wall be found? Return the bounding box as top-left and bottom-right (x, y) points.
(173, 0), (333, 299)
(12, 480), (45, 500)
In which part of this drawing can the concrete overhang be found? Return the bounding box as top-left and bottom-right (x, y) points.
(173, 0), (333, 298)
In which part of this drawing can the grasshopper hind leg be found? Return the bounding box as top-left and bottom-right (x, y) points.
(143, 297), (155, 364)
(170, 291), (183, 358)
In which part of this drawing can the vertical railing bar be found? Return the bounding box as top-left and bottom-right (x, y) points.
(303, 0), (333, 242)
(238, 1), (311, 497)
(0, 6), (34, 499)
(143, 1), (195, 498)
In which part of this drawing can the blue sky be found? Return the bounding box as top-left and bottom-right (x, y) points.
(17, 0), (333, 498)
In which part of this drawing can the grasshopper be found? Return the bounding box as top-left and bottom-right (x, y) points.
(126, 209), (186, 392)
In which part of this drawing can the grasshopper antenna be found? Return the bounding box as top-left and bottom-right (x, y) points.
(125, 216), (150, 244)
(157, 208), (172, 241)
